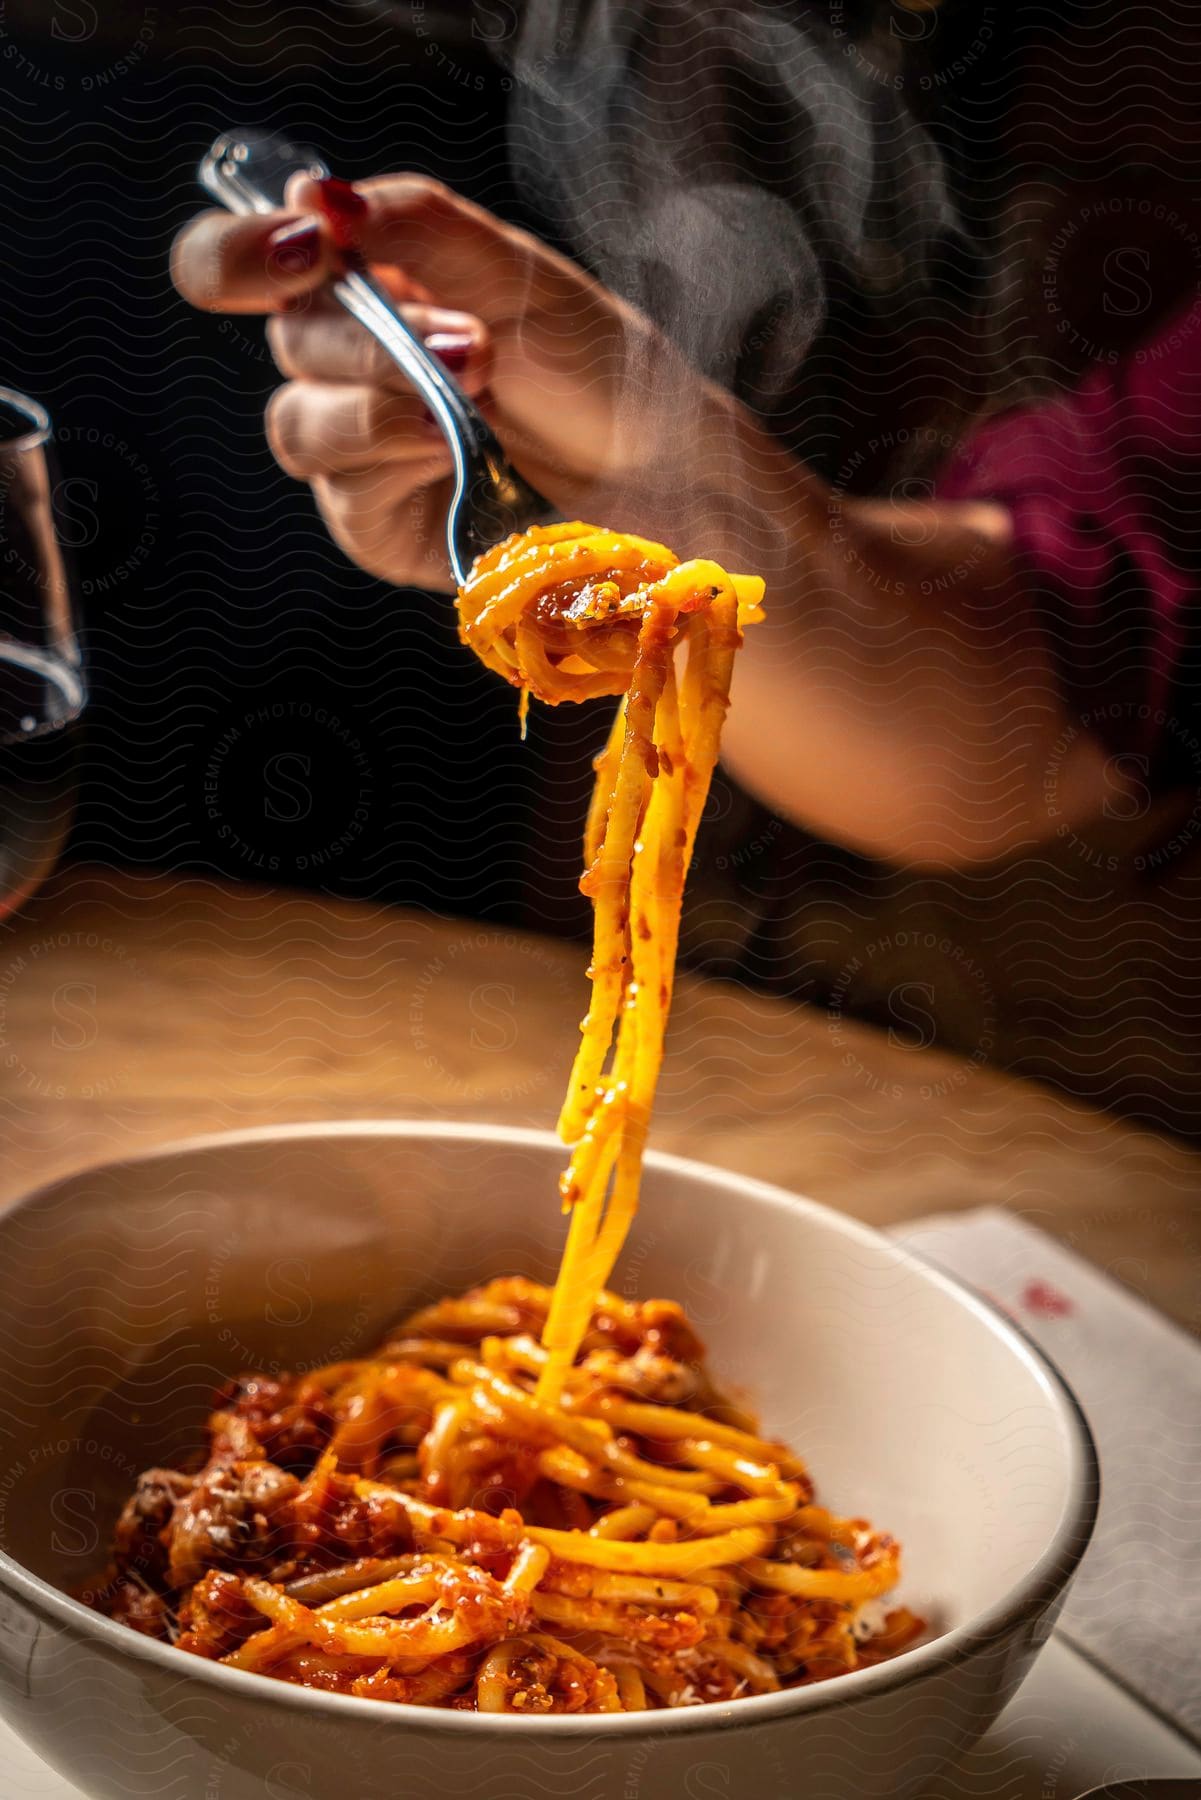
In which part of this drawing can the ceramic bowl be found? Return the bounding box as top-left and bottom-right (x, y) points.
(0, 1122), (1097, 1800)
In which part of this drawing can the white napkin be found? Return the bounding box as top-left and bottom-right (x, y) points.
(890, 1207), (1201, 1742)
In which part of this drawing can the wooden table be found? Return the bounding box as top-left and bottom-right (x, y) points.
(1, 867), (1198, 1332)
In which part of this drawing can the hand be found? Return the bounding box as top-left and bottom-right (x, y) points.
(170, 174), (755, 589)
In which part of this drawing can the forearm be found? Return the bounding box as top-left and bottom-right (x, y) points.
(671, 421), (1110, 867)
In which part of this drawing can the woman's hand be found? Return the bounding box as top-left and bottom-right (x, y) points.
(170, 173), (766, 589)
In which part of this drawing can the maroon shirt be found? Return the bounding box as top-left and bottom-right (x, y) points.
(939, 292), (1201, 788)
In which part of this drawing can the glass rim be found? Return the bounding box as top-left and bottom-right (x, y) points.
(0, 385), (51, 453)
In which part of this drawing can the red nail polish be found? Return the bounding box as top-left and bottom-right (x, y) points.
(268, 217), (322, 277)
(315, 177), (368, 254)
(425, 332), (473, 374)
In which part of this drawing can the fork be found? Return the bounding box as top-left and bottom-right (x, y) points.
(199, 130), (562, 584)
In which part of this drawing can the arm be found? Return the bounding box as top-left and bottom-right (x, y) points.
(616, 408), (1114, 870)
(715, 477), (1112, 868)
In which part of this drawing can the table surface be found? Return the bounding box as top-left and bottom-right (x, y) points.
(1, 867), (1198, 1330)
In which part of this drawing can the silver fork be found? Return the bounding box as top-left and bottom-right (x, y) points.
(199, 130), (562, 584)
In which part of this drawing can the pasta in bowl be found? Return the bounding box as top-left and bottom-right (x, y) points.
(0, 1123), (1096, 1800)
(83, 1275), (922, 1713)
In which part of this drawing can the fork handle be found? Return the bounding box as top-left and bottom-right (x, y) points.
(199, 132), (503, 499)
(332, 265), (500, 465)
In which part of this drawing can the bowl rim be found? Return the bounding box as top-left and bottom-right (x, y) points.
(0, 1118), (1100, 1739)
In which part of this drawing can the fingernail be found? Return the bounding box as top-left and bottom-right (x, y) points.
(425, 331), (474, 374)
(268, 216), (322, 278)
(315, 177), (368, 254)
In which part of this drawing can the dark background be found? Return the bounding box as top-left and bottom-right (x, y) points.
(0, 0), (1009, 932)
(0, 2), (577, 923)
(0, 0), (1016, 933)
(3, 0), (1201, 1141)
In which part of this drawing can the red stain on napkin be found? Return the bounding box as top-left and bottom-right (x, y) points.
(1022, 1278), (1075, 1319)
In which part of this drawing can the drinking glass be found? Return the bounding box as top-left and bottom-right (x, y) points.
(0, 388), (85, 919)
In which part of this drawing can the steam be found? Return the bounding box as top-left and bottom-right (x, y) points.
(503, 0), (971, 473)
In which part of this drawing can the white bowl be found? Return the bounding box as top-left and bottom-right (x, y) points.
(0, 1122), (1096, 1800)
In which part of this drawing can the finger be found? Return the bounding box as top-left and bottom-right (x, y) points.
(289, 172), (670, 473)
(312, 465), (456, 591)
(266, 303), (490, 391)
(266, 381), (457, 479)
(170, 208), (338, 313)
(288, 172), (601, 325)
(283, 178), (437, 305)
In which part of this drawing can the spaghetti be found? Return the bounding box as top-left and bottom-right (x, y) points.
(457, 522), (765, 1406)
(86, 524), (922, 1708)
(87, 1277), (923, 1707)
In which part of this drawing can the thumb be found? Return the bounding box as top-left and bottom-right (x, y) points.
(170, 207), (338, 314)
